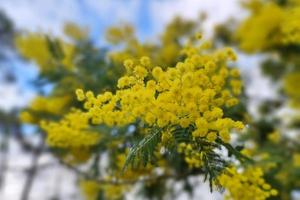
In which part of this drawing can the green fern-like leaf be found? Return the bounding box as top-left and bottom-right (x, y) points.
(216, 138), (253, 164)
(46, 37), (63, 59)
(172, 126), (192, 144)
(123, 128), (162, 171)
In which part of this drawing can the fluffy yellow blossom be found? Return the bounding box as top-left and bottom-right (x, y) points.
(30, 95), (70, 115)
(284, 72), (300, 108)
(80, 46), (243, 133)
(77, 42), (244, 168)
(80, 180), (100, 200)
(41, 109), (100, 148)
(64, 22), (88, 40)
(267, 130), (281, 143)
(76, 89), (85, 101)
(15, 33), (76, 71)
(64, 148), (92, 164)
(230, 68), (240, 78)
(140, 56), (151, 67)
(20, 95), (71, 125)
(80, 179), (126, 200)
(207, 132), (217, 142)
(19, 111), (35, 123)
(105, 25), (134, 44)
(236, 1), (300, 52)
(236, 2), (283, 52)
(108, 17), (202, 67)
(177, 143), (203, 168)
(134, 65), (148, 78)
(293, 153), (300, 167)
(16, 33), (52, 69)
(101, 184), (126, 200)
(218, 167), (278, 200)
(281, 6), (300, 44)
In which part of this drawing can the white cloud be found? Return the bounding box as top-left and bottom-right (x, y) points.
(0, 0), (244, 39)
(150, 0), (244, 36)
(0, 0), (141, 39)
(1, 0), (81, 36)
(0, 83), (35, 112)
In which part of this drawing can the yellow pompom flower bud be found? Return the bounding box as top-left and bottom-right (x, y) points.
(134, 65), (148, 78)
(75, 89), (85, 101)
(270, 189), (278, 196)
(225, 48), (237, 61)
(230, 68), (240, 78)
(85, 91), (94, 99)
(219, 130), (230, 143)
(207, 132), (217, 142)
(124, 59), (134, 71)
(226, 98), (238, 107)
(152, 66), (163, 79)
(195, 118), (208, 129)
(140, 56), (151, 66)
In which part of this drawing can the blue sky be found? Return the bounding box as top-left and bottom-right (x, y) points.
(0, 0), (245, 111)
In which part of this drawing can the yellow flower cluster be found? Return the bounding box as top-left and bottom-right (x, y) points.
(16, 33), (53, 69)
(19, 95), (71, 124)
(107, 17), (202, 68)
(236, 2), (283, 52)
(73, 39), (245, 170)
(281, 6), (300, 44)
(267, 130), (281, 143)
(100, 184), (126, 200)
(293, 153), (300, 167)
(64, 148), (92, 164)
(31, 95), (70, 115)
(80, 179), (126, 200)
(40, 109), (100, 148)
(284, 72), (300, 108)
(178, 143), (204, 168)
(64, 22), (88, 41)
(218, 167), (278, 200)
(105, 24), (134, 45)
(76, 43), (244, 145)
(236, 1), (300, 52)
(80, 180), (100, 200)
(19, 111), (36, 124)
(15, 33), (75, 71)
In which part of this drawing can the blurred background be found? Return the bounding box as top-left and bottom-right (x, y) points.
(0, 0), (298, 199)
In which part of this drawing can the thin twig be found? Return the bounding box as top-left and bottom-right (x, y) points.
(20, 139), (45, 200)
(59, 160), (195, 186)
(0, 129), (9, 190)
